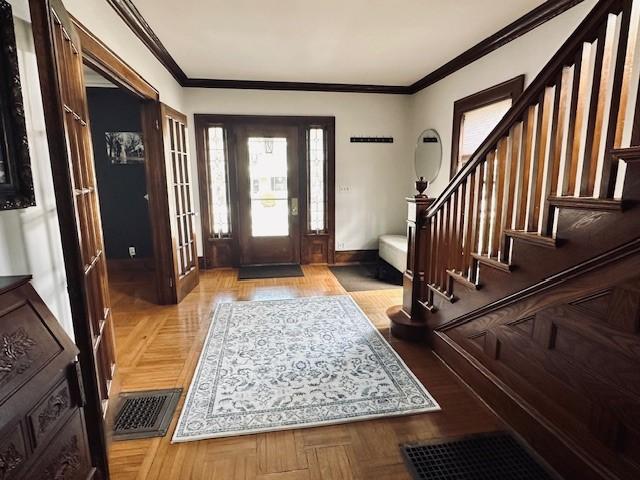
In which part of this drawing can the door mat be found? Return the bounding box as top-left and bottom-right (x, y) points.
(329, 263), (401, 292)
(238, 264), (303, 280)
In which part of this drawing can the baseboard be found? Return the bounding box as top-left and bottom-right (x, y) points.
(107, 258), (154, 272)
(431, 332), (617, 480)
(333, 249), (378, 264)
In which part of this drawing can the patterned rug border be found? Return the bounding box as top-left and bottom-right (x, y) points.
(171, 295), (441, 443)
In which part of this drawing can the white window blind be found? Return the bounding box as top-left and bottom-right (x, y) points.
(459, 98), (512, 165)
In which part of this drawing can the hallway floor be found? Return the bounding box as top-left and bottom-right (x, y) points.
(108, 265), (502, 480)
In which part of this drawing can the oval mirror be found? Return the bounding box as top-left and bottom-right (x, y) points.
(414, 129), (442, 185)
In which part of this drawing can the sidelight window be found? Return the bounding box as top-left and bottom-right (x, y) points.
(308, 127), (326, 232)
(207, 126), (231, 237)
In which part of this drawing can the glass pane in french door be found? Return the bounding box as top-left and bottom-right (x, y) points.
(247, 137), (289, 237)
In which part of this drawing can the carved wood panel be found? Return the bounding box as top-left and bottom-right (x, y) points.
(444, 274), (640, 478)
(0, 304), (63, 404)
(0, 422), (27, 480)
(0, 277), (92, 479)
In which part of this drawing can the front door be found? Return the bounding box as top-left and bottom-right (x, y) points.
(236, 124), (300, 265)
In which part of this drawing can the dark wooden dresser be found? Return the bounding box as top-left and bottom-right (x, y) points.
(0, 276), (95, 480)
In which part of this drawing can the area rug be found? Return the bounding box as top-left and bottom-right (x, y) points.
(172, 296), (440, 442)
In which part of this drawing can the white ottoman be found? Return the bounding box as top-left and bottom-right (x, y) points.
(378, 234), (408, 274)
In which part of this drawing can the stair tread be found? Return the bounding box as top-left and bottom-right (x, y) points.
(548, 196), (624, 211)
(427, 283), (455, 303)
(504, 229), (558, 248)
(611, 146), (640, 161)
(446, 269), (479, 290)
(471, 253), (513, 273)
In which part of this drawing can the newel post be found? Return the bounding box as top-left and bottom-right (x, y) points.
(387, 196), (434, 341)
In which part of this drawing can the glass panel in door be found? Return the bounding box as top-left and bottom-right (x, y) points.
(247, 137), (289, 237)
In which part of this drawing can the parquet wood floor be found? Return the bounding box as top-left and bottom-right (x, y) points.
(107, 265), (502, 479)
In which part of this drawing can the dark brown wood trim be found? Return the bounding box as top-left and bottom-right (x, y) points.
(29, 0), (109, 475)
(547, 196), (625, 211)
(105, 0), (187, 84)
(71, 15), (158, 101)
(409, 0), (585, 93)
(195, 114), (336, 267)
(183, 78), (409, 94)
(333, 249), (378, 265)
(105, 0), (584, 94)
(450, 75), (525, 178)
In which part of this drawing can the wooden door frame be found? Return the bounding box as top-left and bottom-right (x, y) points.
(71, 16), (177, 305)
(29, 0), (111, 476)
(194, 114), (336, 268)
(29, 5), (178, 477)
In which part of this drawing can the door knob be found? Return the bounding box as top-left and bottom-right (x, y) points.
(290, 198), (299, 216)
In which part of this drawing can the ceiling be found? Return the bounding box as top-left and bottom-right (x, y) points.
(131, 0), (545, 86)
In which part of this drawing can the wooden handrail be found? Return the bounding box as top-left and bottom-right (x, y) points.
(419, 0), (638, 311)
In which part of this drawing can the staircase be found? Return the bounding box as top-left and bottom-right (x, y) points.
(410, 1), (640, 478)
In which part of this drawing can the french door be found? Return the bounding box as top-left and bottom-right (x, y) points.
(160, 105), (199, 301)
(236, 124), (301, 265)
(30, 0), (114, 474)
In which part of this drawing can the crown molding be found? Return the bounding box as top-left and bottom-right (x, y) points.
(407, 0), (585, 93)
(105, 0), (187, 83)
(106, 0), (584, 95)
(182, 77), (410, 94)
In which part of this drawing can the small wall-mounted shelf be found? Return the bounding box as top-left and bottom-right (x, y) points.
(350, 137), (393, 143)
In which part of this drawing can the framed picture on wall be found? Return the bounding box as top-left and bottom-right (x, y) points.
(106, 131), (145, 165)
(0, 0), (35, 210)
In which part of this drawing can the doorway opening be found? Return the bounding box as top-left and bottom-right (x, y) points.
(84, 65), (156, 302)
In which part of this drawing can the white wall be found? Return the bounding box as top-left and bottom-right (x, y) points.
(62, 0), (184, 110)
(410, 0), (598, 198)
(184, 89), (414, 251)
(0, 5), (73, 337)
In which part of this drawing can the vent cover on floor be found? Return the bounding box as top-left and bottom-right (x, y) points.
(113, 388), (181, 440)
(401, 432), (555, 480)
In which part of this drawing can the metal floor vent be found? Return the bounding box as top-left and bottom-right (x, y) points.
(401, 432), (555, 480)
(112, 388), (182, 440)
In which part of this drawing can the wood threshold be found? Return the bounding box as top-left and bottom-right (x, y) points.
(547, 196), (625, 211)
(471, 253), (513, 273)
(504, 229), (559, 248)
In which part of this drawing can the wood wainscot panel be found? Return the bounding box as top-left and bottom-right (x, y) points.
(302, 234), (331, 264)
(433, 247), (640, 480)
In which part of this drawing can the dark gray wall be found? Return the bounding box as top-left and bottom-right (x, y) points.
(87, 87), (153, 259)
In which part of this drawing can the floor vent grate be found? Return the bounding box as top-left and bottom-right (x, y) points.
(401, 432), (556, 480)
(112, 388), (181, 440)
